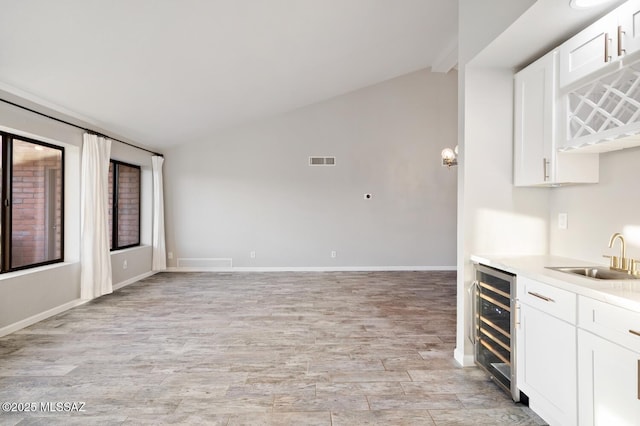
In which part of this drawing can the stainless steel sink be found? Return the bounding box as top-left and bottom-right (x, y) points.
(546, 266), (640, 280)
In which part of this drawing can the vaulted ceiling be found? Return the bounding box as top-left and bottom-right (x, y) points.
(0, 0), (458, 149)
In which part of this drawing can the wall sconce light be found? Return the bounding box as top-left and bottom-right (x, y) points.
(441, 145), (458, 168)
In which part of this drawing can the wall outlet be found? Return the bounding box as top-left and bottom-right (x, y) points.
(331, 250), (337, 258)
(250, 251), (256, 259)
(558, 213), (568, 230)
(167, 252), (173, 260)
(123, 260), (128, 270)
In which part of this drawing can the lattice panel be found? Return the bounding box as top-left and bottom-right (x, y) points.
(568, 62), (640, 142)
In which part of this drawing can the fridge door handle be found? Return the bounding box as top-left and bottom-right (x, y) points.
(468, 280), (479, 344)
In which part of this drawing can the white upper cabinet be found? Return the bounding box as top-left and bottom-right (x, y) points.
(514, 50), (599, 187)
(559, 13), (618, 89)
(619, 0), (640, 59)
(514, 51), (554, 186)
(560, 0), (640, 89)
(514, 0), (640, 177)
(553, 0), (640, 153)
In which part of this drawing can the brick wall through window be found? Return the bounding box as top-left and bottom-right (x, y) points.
(11, 140), (63, 268)
(108, 161), (140, 249)
(117, 164), (140, 247)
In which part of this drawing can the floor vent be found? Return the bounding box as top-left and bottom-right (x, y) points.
(309, 156), (336, 166)
(177, 258), (233, 268)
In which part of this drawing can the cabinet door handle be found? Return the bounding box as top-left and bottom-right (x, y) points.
(604, 32), (612, 62)
(629, 329), (640, 337)
(543, 158), (550, 181)
(527, 291), (555, 303)
(618, 25), (626, 57)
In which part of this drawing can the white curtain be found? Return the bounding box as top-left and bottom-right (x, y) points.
(151, 155), (167, 271)
(80, 133), (113, 300)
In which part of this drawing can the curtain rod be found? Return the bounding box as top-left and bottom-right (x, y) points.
(0, 97), (163, 157)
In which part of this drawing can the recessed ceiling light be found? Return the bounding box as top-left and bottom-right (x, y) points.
(570, 0), (615, 9)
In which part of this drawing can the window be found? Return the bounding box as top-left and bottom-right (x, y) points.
(0, 132), (64, 271)
(108, 160), (140, 250)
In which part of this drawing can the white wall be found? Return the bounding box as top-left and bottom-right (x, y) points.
(164, 69), (458, 270)
(458, 0), (535, 65)
(455, 66), (550, 366)
(462, 68), (550, 256)
(0, 96), (156, 334)
(550, 146), (640, 263)
(454, 0), (549, 366)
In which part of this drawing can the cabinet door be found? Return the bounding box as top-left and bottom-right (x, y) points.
(514, 51), (555, 186)
(619, 0), (640, 57)
(578, 329), (640, 426)
(559, 14), (617, 88)
(517, 303), (577, 426)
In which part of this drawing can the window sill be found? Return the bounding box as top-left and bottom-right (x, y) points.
(110, 245), (149, 255)
(0, 261), (76, 281)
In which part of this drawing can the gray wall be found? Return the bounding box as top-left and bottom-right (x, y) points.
(164, 69), (458, 269)
(0, 96), (155, 333)
(550, 146), (640, 263)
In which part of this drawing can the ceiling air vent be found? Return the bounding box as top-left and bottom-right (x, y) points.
(309, 156), (336, 166)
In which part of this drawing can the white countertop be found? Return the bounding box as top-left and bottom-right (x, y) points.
(470, 254), (640, 313)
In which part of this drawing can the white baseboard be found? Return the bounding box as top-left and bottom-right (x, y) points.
(0, 299), (88, 338)
(112, 271), (157, 291)
(453, 347), (476, 367)
(166, 266), (456, 272)
(0, 271), (157, 338)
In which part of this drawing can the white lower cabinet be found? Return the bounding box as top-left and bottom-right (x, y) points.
(578, 329), (640, 426)
(516, 277), (577, 426)
(577, 295), (640, 426)
(514, 277), (640, 425)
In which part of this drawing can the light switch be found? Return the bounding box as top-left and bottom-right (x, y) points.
(558, 213), (568, 230)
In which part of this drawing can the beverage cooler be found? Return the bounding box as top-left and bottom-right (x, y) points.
(471, 263), (520, 401)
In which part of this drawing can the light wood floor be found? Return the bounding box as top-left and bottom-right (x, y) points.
(0, 271), (545, 425)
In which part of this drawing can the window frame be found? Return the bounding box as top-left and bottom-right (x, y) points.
(109, 159), (141, 251)
(0, 131), (65, 272)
